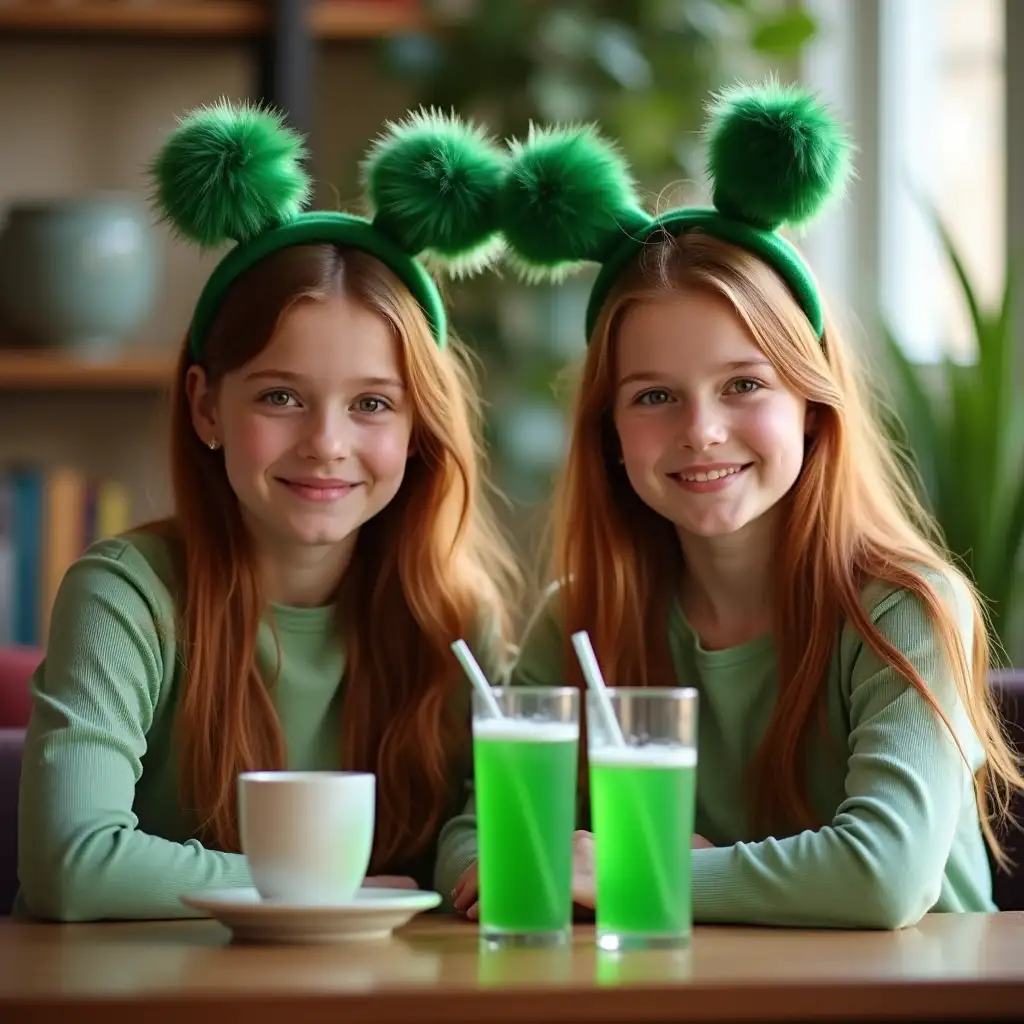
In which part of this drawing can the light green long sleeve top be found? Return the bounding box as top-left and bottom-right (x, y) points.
(437, 571), (996, 929)
(16, 532), (474, 922)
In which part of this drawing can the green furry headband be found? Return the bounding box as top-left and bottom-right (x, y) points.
(152, 81), (850, 359)
(498, 79), (853, 339)
(151, 102), (510, 357)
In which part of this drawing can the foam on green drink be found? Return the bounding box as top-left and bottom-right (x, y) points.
(590, 744), (697, 942)
(474, 719), (579, 939)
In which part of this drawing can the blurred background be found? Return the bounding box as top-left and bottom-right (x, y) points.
(0, 0), (1021, 663)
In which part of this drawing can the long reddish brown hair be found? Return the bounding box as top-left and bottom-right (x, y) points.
(553, 231), (1022, 864)
(142, 245), (519, 868)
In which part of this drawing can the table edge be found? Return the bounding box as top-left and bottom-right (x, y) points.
(4, 977), (1024, 1023)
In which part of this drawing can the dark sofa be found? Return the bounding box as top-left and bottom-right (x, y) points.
(0, 728), (23, 915)
(989, 670), (1024, 911)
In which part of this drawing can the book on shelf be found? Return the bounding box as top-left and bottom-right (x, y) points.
(0, 465), (132, 648)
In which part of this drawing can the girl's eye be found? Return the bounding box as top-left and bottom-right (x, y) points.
(355, 396), (391, 414)
(260, 389), (298, 407)
(727, 378), (762, 395)
(636, 388), (673, 406)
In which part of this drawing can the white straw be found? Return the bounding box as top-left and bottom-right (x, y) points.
(451, 639), (505, 720)
(570, 631), (626, 747)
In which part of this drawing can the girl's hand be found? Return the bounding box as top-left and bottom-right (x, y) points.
(568, 830), (596, 908)
(451, 831), (599, 918)
(452, 860), (479, 919)
(692, 834), (714, 849)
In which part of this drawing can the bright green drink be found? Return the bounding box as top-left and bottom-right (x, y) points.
(590, 745), (697, 950)
(473, 717), (579, 946)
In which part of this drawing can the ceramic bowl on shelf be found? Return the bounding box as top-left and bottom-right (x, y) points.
(0, 194), (159, 355)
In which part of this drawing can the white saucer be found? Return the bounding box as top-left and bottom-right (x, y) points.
(180, 885), (442, 944)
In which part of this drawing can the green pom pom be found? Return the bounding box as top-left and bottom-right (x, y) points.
(499, 124), (651, 283)
(363, 109), (508, 278)
(706, 79), (852, 231)
(151, 100), (311, 247)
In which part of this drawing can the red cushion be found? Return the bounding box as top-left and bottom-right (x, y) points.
(0, 646), (42, 728)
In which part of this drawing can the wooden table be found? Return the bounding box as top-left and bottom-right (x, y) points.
(1, 912), (1023, 1022)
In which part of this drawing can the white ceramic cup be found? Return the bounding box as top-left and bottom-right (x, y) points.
(238, 771), (376, 905)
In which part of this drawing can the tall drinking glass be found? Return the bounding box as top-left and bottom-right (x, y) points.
(588, 688), (698, 951)
(473, 687), (579, 948)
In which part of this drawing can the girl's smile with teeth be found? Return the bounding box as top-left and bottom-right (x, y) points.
(668, 463), (751, 494)
(674, 465), (748, 483)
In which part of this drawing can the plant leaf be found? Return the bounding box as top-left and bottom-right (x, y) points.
(986, 454), (1024, 639)
(749, 8), (817, 56)
(883, 202), (1024, 651)
(880, 322), (941, 505)
(921, 205), (1012, 548)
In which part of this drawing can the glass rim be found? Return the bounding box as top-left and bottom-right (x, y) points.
(588, 687), (698, 699)
(238, 771), (374, 783)
(481, 686), (580, 698)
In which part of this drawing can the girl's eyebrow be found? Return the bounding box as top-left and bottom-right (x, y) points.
(617, 371), (677, 388)
(243, 369), (405, 389)
(721, 358), (773, 372)
(618, 358), (772, 388)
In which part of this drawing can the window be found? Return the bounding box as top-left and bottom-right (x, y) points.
(880, 0), (1005, 362)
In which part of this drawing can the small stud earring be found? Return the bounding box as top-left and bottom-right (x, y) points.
(207, 438), (220, 451)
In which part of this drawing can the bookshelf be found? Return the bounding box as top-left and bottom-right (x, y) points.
(0, 1), (424, 39)
(0, 350), (174, 390)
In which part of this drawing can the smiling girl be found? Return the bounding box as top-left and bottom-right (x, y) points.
(447, 80), (1024, 928)
(16, 103), (518, 921)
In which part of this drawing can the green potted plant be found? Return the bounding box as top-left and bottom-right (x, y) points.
(883, 217), (1024, 661)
